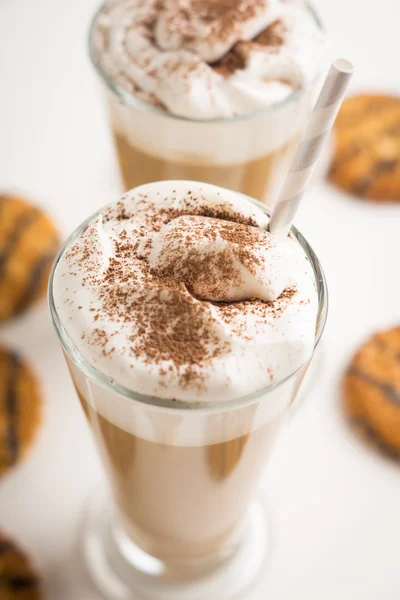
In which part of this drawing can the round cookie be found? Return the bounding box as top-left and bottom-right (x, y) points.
(0, 194), (59, 322)
(0, 348), (42, 476)
(343, 328), (400, 457)
(329, 94), (400, 201)
(0, 531), (41, 599)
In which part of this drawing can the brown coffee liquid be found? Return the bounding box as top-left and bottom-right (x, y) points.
(113, 131), (297, 201)
(80, 396), (283, 566)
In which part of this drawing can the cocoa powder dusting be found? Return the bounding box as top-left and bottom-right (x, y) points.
(212, 46), (247, 77)
(253, 19), (286, 48)
(127, 289), (230, 390)
(194, 0), (265, 44)
(213, 18), (287, 76)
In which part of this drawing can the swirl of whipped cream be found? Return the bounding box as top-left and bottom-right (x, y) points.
(93, 0), (324, 119)
(53, 181), (318, 403)
(155, 0), (274, 62)
(149, 215), (292, 302)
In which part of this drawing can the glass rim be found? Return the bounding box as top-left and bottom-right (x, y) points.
(48, 186), (328, 413)
(87, 2), (324, 125)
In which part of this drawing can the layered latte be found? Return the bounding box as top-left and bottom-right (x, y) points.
(52, 181), (319, 568)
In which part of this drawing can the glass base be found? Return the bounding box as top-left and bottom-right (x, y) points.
(82, 489), (271, 600)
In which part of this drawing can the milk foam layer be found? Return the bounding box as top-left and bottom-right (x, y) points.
(53, 182), (318, 403)
(93, 0), (324, 119)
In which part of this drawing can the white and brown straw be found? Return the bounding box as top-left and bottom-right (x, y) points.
(268, 59), (354, 237)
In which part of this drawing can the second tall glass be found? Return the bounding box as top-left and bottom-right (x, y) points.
(88, 5), (323, 207)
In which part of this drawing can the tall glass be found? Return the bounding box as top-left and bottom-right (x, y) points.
(88, 5), (323, 207)
(49, 196), (327, 600)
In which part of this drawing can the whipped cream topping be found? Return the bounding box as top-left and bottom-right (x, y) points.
(53, 181), (318, 402)
(92, 0), (324, 119)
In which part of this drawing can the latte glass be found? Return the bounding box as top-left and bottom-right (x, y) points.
(49, 193), (327, 600)
(88, 4), (323, 208)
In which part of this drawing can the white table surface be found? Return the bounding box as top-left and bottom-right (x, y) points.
(0, 0), (399, 598)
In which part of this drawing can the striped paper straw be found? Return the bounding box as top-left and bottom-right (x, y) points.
(268, 59), (353, 237)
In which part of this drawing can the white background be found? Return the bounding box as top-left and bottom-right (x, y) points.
(0, 0), (399, 598)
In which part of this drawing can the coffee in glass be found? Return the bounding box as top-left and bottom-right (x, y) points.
(50, 181), (327, 599)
